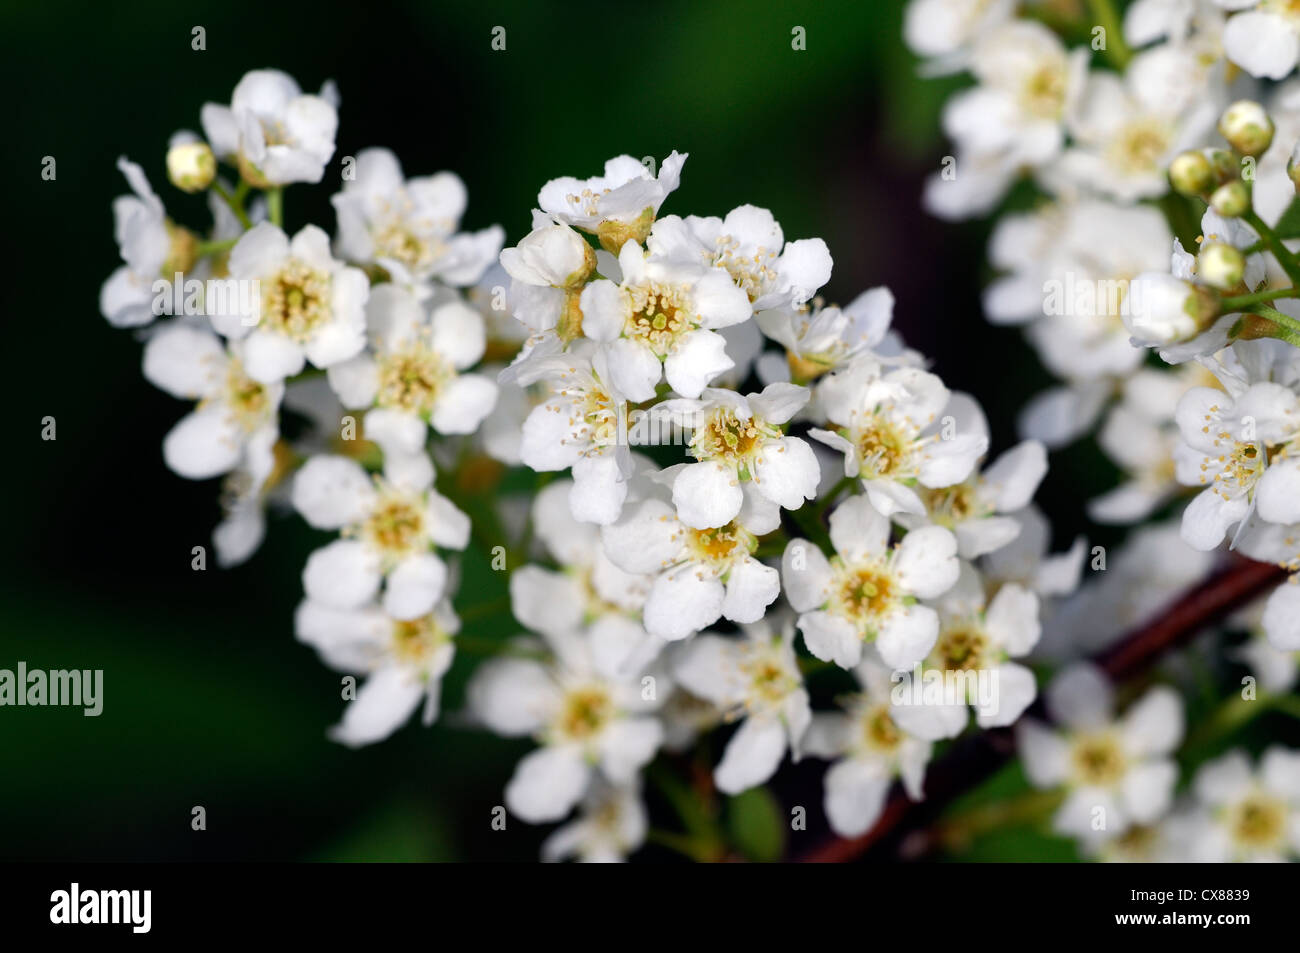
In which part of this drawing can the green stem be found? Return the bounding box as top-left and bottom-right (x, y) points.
(1244, 210), (1300, 289)
(453, 635), (544, 661)
(1086, 0), (1132, 70)
(1253, 303), (1300, 344)
(212, 181), (252, 230)
(646, 762), (726, 862)
(195, 237), (238, 257)
(1220, 287), (1300, 312)
(266, 187), (284, 228)
(936, 789), (1065, 851)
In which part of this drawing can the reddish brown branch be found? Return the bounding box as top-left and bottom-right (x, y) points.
(794, 556), (1286, 863)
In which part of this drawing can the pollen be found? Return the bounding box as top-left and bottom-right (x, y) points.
(263, 259), (332, 341)
(624, 281), (696, 357)
(376, 338), (452, 416)
(1069, 732), (1128, 787)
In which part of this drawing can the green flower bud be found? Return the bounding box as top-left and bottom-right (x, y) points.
(1197, 242), (1245, 291)
(1219, 100), (1274, 158)
(1168, 150), (1214, 196)
(166, 141), (216, 193)
(1209, 180), (1250, 218)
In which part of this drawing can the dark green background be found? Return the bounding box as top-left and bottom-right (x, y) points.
(2, 0), (1127, 861)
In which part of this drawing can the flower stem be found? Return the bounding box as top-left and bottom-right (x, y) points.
(266, 187), (284, 229)
(1220, 287), (1300, 313)
(1243, 210), (1300, 289)
(195, 237), (238, 257)
(212, 181), (252, 230)
(1086, 0), (1132, 70)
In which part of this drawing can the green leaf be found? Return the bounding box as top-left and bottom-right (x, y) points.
(726, 787), (785, 862)
(1272, 195), (1300, 240)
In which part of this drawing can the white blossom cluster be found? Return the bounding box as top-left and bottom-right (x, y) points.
(101, 40), (1300, 862)
(907, 0), (1300, 862)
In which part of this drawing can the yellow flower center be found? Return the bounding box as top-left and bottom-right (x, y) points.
(390, 614), (446, 666)
(359, 486), (427, 564)
(1227, 793), (1287, 850)
(1070, 732), (1128, 787)
(263, 260), (332, 341)
(556, 686), (614, 741)
(624, 282), (696, 357)
(377, 340), (451, 416)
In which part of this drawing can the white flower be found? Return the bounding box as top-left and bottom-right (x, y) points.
(1044, 520), (1213, 658)
(1217, 1), (1300, 79)
(897, 438), (1048, 559)
(755, 286), (907, 382)
(143, 323), (283, 480)
(325, 284), (498, 454)
(889, 561), (1040, 738)
(332, 147), (503, 287)
(1232, 588), (1300, 682)
(902, 0), (1015, 74)
(1174, 377), (1300, 550)
(671, 617), (810, 795)
(514, 342), (633, 525)
(602, 487), (781, 642)
(468, 620), (665, 823)
(1017, 665), (1183, 844)
(653, 382), (819, 529)
(811, 358), (989, 517)
(801, 654), (932, 837)
(1124, 272), (1210, 349)
(538, 151), (686, 250)
(101, 158), (193, 328)
(646, 205), (832, 311)
(925, 20), (1087, 213)
(201, 69), (337, 186)
(1050, 48), (1216, 202)
(1185, 747), (1300, 861)
(782, 495), (960, 670)
(291, 453), (469, 621)
(541, 781), (648, 863)
(579, 240), (752, 400)
(980, 505), (1088, 605)
(510, 480), (657, 669)
(221, 222), (370, 382)
(296, 596), (458, 747)
(1087, 368), (1197, 524)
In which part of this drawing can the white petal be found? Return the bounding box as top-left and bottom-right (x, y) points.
(143, 325), (225, 398)
(643, 567), (725, 641)
(1263, 581), (1300, 651)
(1046, 663), (1114, 730)
(664, 329), (733, 398)
(430, 301), (487, 369)
(426, 491), (471, 549)
(893, 526), (959, 599)
(598, 718), (663, 784)
(382, 553), (448, 620)
(975, 662), (1037, 728)
(980, 440), (1047, 512)
(243, 328), (306, 382)
(1120, 686), (1184, 758)
(468, 657), (556, 736)
(984, 583), (1040, 656)
(1017, 720), (1070, 788)
(303, 539), (382, 609)
(781, 539), (833, 612)
(797, 610), (863, 669)
(328, 665), (425, 747)
(877, 604), (940, 671)
(1121, 760), (1178, 824)
(672, 461), (743, 529)
(292, 455), (375, 529)
(715, 716), (787, 794)
(828, 495), (890, 563)
(752, 436), (820, 510)
(162, 408), (242, 479)
(722, 557), (780, 624)
(823, 757), (891, 838)
(506, 744), (590, 823)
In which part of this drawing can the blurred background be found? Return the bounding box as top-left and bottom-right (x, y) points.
(2, 0), (1125, 861)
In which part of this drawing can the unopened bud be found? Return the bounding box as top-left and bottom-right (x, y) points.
(1169, 150), (1214, 196)
(1197, 242), (1245, 290)
(1209, 180), (1250, 218)
(166, 141), (216, 193)
(1124, 273), (1215, 346)
(1219, 100), (1274, 158)
(1288, 142), (1300, 194)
